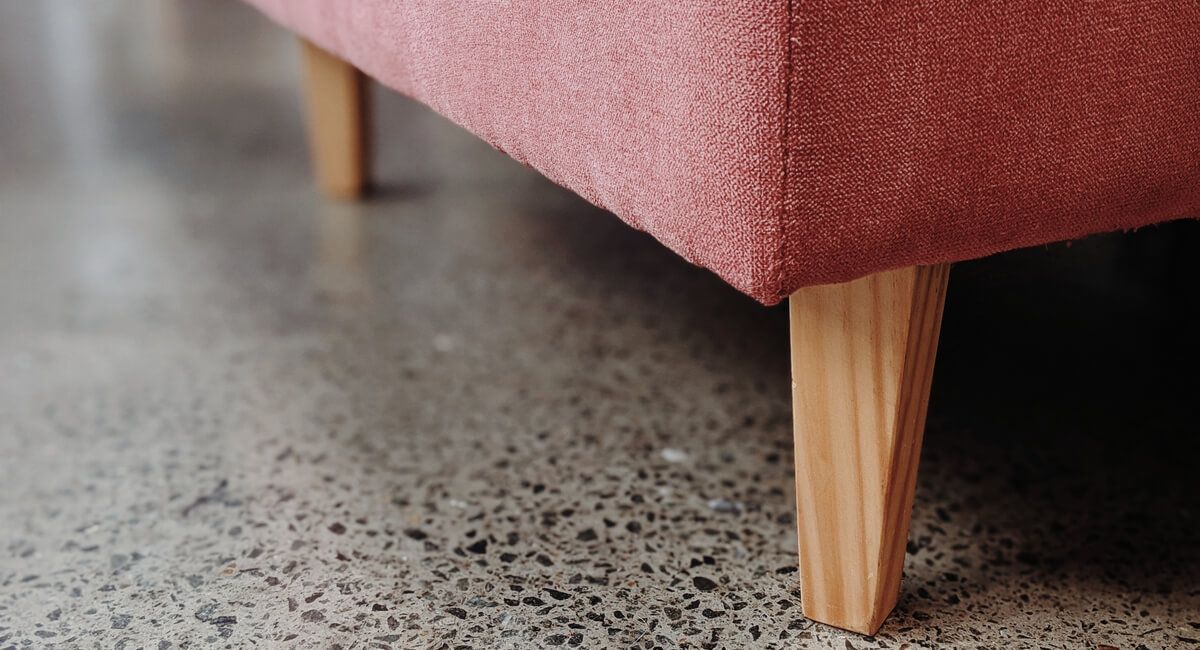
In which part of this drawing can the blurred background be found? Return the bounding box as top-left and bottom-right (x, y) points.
(1, 2), (1197, 648)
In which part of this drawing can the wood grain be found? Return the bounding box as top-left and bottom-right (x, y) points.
(789, 264), (950, 634)
(299, 39), (368, 200)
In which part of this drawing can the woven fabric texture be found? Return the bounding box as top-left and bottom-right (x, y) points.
(245, 0), (1200, 305)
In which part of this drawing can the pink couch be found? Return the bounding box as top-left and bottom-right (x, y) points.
(244, 0), (1199, 634)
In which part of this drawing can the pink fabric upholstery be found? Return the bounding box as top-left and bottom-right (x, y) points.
(246, 0), (1200, 305)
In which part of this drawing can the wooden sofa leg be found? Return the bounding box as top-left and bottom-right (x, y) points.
(788, 264), (950, 634)
(299, 38), (368, 200)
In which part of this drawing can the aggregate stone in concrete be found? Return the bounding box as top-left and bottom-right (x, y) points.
(1, 2), (1198, 648)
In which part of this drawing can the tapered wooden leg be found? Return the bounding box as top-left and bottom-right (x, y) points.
(299, 39), (368, 200)
(789, 264), (950, 634)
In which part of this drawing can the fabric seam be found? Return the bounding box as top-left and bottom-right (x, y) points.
(774, 0), (795, 303)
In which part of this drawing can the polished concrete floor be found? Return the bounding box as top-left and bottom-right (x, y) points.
(1, 2), (1199, 648)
